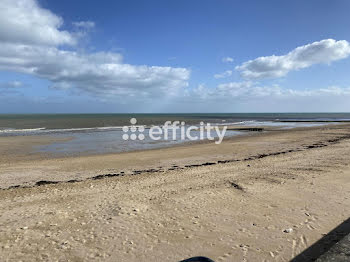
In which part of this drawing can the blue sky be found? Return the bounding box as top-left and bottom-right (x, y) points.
(1, 0), (350, 113)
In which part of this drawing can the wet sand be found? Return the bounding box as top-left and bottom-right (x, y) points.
(0, 124), (350, 261)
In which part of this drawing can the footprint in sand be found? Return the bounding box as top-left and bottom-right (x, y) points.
(291, 234), (308, 258)
(217, 252), (233, 261)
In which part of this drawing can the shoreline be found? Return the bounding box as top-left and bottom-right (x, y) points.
(4, 124), (350, 191)
(0, 123), (340, 158)
(0, 124), (348, 189)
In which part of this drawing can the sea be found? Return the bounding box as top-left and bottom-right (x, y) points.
(1, 113), (349, 156)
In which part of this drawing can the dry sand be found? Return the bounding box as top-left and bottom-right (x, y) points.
(0, 125), (350, 261)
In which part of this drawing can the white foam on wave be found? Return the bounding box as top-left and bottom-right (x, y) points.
(214, 120), (258, 126)
(0, 127), (47, 133)
(0, 126), (126, 134)
(52, 126), (124, 132)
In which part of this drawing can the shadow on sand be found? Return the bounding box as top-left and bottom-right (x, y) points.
(177, 218), (350, 262)
(179, 257), (215, 262)
(291, 217), (350, 261)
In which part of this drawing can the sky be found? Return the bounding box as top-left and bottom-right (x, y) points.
(1, 0), (350, 113)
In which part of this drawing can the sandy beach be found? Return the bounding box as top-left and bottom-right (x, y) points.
(2, 0), (350, 260)
(1, 124), (350, 261)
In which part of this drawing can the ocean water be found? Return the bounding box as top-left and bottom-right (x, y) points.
(1, 113), (349, 156)
(35, 128), (243, 156)
(1, 113), (350, 133)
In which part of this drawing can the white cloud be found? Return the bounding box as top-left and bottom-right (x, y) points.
(72, 21), (96, 39)
(0, 43), (190, 97)
(72, 21), (95, 30)
(236, 39), (350, 79)
(192, 81), (253, 99)
(214, 70), (232, 79)
(222, 57), (234, 63)
(0, 0), (190, 97)
(0, 0), (75, 46)
(177, 82), (350, 112)
(190, 81), (350, 102)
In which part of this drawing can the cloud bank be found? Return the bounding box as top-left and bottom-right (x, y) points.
(190, 81), (350, 102)
(0, 0), (190, 97)
(236, 39), (350, 79)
